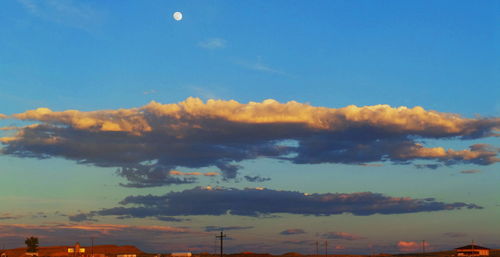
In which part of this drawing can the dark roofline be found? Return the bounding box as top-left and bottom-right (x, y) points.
(456, 245), (490, 250)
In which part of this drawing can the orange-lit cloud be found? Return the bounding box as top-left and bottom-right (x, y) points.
(169, 170), (219, 176)
(7, 97), (499, 135)
(460, 169), (481, 174)
(397, 241), (429, 252)
(1, 98), (498, 187)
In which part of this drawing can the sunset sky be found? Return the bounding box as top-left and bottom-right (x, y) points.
(1, 0), (499, 254)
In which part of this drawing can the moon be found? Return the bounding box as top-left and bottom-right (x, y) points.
(173, 11), (183, 21)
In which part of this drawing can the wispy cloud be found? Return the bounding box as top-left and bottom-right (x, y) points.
(143, 89), (157, 95)
(0, 213), (22, 220)
(170, 170), (219, 177)
(17, 0), (102, 31)
(198, 38), (226, 49)
(415, 164), (441, 169)
(237, 58), (287, 75)
(321, 232), (364, 240)
(460, 169), (481, 174)
(1, 98), (499, 187)
(204, 226), (253, 232)
(280, 229), (306, 235)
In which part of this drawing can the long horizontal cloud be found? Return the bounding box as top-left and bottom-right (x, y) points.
(1, 98), (499, 187)
(321, 232), (364, 240)
(204, 226), (253, 232)
(280, 229), (306, 235)
(75, 187), (482, 219)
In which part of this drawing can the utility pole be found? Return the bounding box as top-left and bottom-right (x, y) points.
(216, 230), (226, 257)
(324, 240), (328, 257)
(316, 241), (319, 256)
(91, 237), (94, 257)
(471, 240), (475, 257)
(214, 236), (217, 255)
(422, 240), (426, 255)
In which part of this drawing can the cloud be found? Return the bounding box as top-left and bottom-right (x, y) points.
(198, 38), (226, 49)
(68, 213), (97, 222)
(359, 163), (384, 167)
(0, 213), (22, 220)
(321, 232), (364, 240)
(76, 187), (482, 220)
(280, 229), (306, 235)
(204, 226), (253, 232)
(0, 223), (192, 252)
(414, 164), (441, 169)
(238, 58), (287, 75)
(116, 165), (197, 188)
(244, 175), (271, 182)
(169, 170), (220, 176)
(143, 89), (157, 95)
(397, 241), (429, 252)
(17, 0), (101, 31)
(460, 169), (481, 174)
(1, 98), (499, 187)
(443, 232), (467, 238)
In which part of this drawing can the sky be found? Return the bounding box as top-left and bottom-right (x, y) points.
(0, 0), (499, 254)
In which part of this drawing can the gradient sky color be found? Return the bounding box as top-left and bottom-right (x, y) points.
(0, 0), (499, 255)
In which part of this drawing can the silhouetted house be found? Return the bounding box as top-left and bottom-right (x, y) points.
(170, 253), (191, 257)
(67, 243), (85, 257)
(456, 244), (490, 256)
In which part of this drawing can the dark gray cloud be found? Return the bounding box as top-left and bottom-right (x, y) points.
(321, 232), (364, 240)
(204, 226), (254, 232)
(74, 187), (482, 220)
(116, 165), (197, 188)
(68, 213), (97, 222)
(414, 164), (441, 169)
(2, 98), (499, 187)
(280, 229), (306, 235)
(156, 216), (187, 222)
(244, 175), (271, 182)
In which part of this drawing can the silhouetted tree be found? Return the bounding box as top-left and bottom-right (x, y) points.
(25, 236), (39, 253)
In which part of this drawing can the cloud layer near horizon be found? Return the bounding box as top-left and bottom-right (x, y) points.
(1, 98), (499, 187)
(70, 187), (482, 221)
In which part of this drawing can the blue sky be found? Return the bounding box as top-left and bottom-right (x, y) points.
(0, 0), (499, 254)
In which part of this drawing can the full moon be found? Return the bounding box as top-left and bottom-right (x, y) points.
(173, 11), (183, 21)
